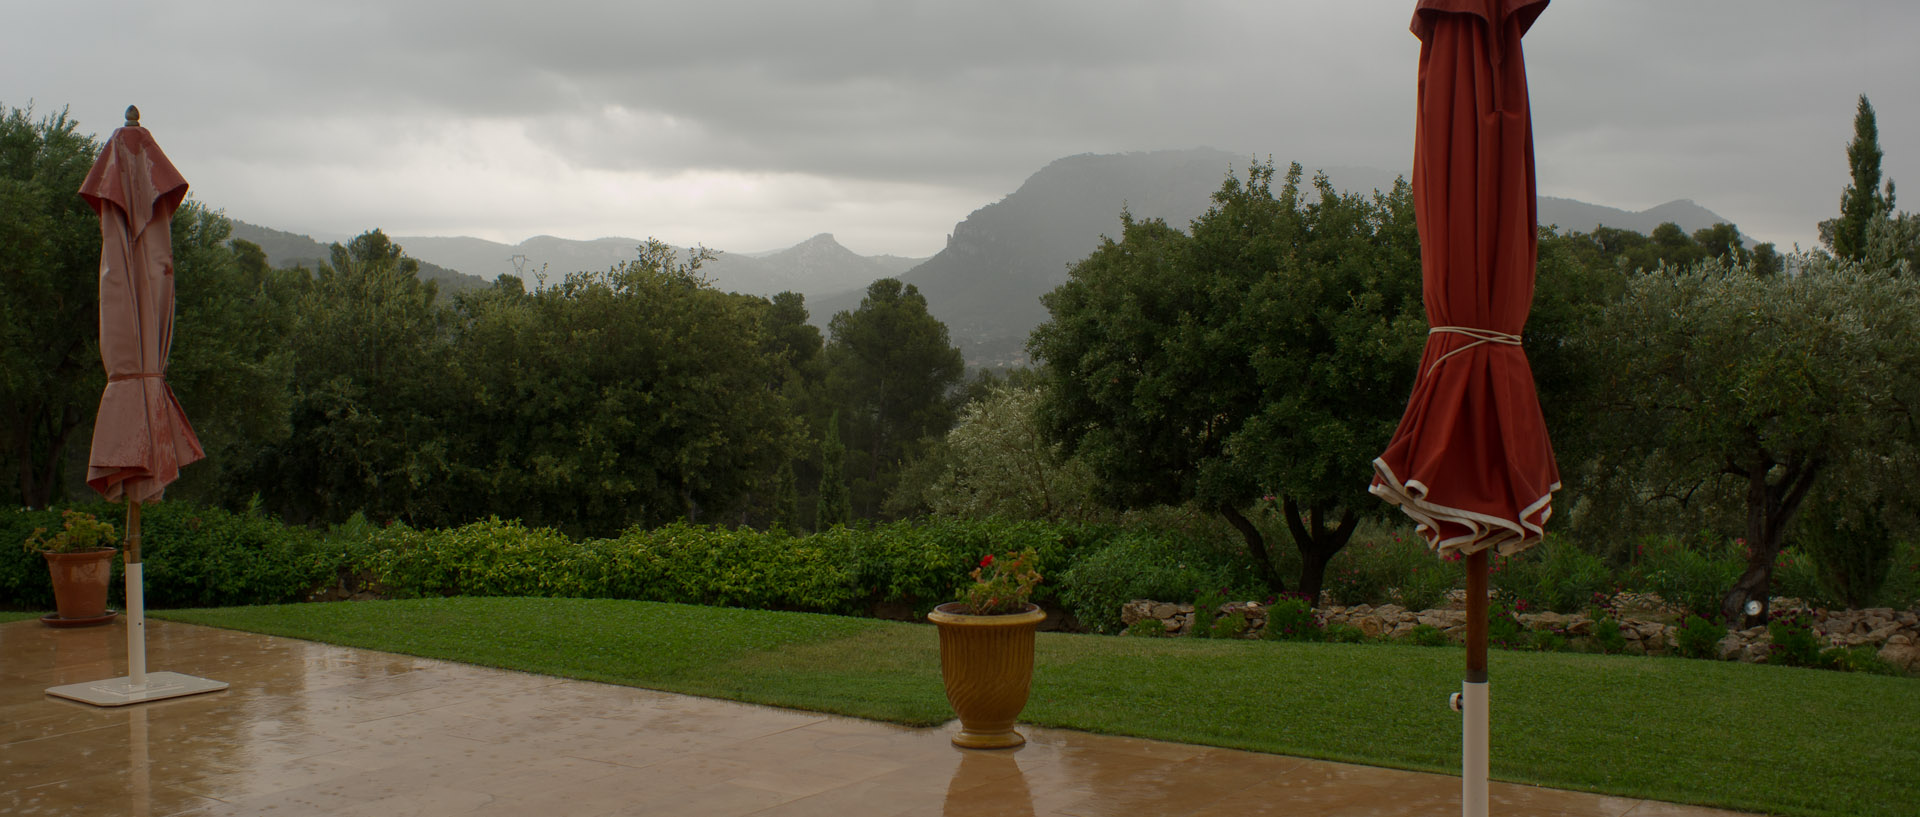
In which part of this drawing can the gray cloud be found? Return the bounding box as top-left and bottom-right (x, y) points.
(8, 0), (1915, 256)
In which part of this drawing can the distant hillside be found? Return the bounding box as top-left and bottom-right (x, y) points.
(812, 148), (1253, 368)
(227, 220), (331, 270)
(751, 233), (907, 294)
(806, 150), (1756, 369)
(382, 232), (922, 301)
(395, 235), (643, 286)
(227, 220), (490, 300)
(1537, 196), (1756, 246)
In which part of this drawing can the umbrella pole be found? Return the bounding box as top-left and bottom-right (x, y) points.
(125, 500), (147, 689)
(1463, 549), (1490, 817)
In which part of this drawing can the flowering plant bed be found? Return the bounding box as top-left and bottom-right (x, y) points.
(1118, 594), (1920, 675)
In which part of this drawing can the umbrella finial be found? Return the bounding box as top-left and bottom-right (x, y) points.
(125, 106), (140, 127)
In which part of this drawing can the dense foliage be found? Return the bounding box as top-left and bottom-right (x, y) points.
(1, 105), (105, 509)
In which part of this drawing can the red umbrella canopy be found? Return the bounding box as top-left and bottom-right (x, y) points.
(1371, 0), (1559, 558)
(78, 118), (204, 504)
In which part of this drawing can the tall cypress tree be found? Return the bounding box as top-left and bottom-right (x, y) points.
(1831, 94), (1895, 261)
(772, 458), (800, 532)
(815, 412), (852, 529)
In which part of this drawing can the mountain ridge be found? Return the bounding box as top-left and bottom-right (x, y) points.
(231, 148), (1758, 368)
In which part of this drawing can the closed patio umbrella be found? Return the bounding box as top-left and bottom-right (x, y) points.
(47, 106), (226, 707)
(1369, 3), (1559, 816)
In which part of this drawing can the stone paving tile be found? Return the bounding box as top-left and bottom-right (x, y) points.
(0, 618), (1761, 817)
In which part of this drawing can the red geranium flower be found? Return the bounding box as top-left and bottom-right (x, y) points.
(980, 554), (994, 568)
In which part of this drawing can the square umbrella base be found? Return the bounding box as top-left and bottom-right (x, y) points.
(46, 672), (228, 707)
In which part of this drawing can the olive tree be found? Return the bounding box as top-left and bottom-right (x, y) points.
(1586, 256), (1920, 624)
(922, 385), (1100, 521)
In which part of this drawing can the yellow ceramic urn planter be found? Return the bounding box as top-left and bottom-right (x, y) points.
(928, 601), (1045, 749)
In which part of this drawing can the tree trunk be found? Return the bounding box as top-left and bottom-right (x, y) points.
(1720, 454), (1822, 628)
(1281, 497), (1359, 606)
(1219, 504), (1285, 594)
(1297, 547), (1333, 607)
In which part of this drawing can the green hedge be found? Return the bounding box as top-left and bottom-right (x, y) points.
(360, 516), (1120, 617)
(0, 501), (334, 610)
(9, 502), (1914, 626)
(3, 503), (1191, 620)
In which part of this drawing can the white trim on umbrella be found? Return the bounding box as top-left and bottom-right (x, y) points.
(1369, 458), (1559, 557)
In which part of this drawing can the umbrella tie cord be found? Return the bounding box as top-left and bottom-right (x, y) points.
(1425, 327), (1521, 378)
(108, 373), (165, 382)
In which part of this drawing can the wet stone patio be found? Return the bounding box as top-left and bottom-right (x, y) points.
(1, 618), (1753, 816)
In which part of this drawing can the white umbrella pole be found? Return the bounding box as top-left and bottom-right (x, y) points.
(125, 500), (147, 689)
(1464, 549), (1490, 817)
(1462, 679), (1488, 817)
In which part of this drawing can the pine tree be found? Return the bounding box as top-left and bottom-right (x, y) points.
(815, 412), (852, 529)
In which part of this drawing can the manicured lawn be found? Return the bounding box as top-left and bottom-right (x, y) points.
(157, 597), (1916, 817)
(0, 610), (39, 624)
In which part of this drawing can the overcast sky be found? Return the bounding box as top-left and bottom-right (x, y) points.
(8, 1), (1915, 257)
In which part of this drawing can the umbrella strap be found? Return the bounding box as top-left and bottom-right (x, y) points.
(1426, 326), (1521, 378)
(108, 373), (164, 382)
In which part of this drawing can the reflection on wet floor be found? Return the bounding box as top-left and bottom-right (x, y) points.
(0, 618), (1752, 816)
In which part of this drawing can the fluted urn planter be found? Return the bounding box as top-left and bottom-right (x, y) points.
(928, 602), (1045, 749)
(42, 548), (118, 624)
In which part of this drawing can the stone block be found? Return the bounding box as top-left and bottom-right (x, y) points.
(1877, 643), (1918, 673)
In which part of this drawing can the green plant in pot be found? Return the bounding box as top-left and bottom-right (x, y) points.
(926, 548), (1045, 749)
(24, 509), (121, 624)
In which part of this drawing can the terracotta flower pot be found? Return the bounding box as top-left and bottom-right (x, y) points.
(927, 602), (1045, 749)
(42, 548), (117, 621)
